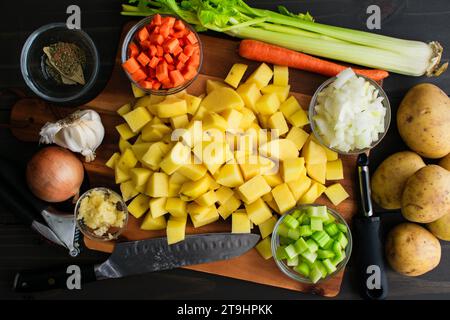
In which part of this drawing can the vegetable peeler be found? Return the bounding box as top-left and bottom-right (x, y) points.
(353, 153), (388, 300)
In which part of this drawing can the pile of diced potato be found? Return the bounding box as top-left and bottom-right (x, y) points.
(106, 62), (349, 254)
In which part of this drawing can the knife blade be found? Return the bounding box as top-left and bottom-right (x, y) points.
(13, 233), (260, 292)
(353, 153), (388, 300)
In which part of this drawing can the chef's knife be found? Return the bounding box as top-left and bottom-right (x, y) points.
(13, 233), (260, 292)
(353, 153), (388, 300)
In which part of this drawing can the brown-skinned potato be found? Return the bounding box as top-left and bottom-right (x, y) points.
(439, 153), (450, 171)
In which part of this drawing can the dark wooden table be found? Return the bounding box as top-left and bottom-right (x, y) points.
(1, 0), (449, 300)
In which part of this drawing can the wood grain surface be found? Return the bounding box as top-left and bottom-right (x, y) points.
(9, 24), (359, 296)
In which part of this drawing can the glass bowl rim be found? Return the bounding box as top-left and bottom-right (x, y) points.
(270, 204), (353, 284)
(74, 187), (128, 241)
(120, 14), (203, 96)
(308, 74), (391, 155)
(20, 22), (100, 103)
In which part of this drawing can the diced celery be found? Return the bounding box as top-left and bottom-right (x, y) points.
(296, 213), (306, 225)
(306, 239), (318, 252)
(305, 206), (318, 217)
(287, 228), (301, 240)
(323, 259), (337, 274)
(291, 209), (302, 219)
(311, 230), (331, 248)
(275, 246), (288, 260)
(284, 244), (298, 259)
(294, 262), (310, 277)
(317, 249), (335, 259)
(323, 213), (336, 225)
(300, 250), (317, 264)
(294, 237), (309, 254)
(332, 241), (342, 255)
(279, 236), (291, 246)
(337, 223), (348, 233)
(277, 224), (290, 238)
(287, 255), (299, 266)
(322, 238), (335, 250)
(309, 265), (323, 283)
(283, 214), (300, 229)
(310, 217), (323, 231)
(314, 260), (328, 279)
(324, 223), (339, 237)
(336, 232), (348, 249)
(302, 216), (310, 225)
(316, 206), (329, 220)
(331, 250), (346, 266)
(299, 225), (312, 237)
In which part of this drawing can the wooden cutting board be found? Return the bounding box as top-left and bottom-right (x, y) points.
(10, 22), (359, 297)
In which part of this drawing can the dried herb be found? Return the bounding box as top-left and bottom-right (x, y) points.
(43, 42), (86, 85)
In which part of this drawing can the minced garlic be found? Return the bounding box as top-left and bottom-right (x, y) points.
(77, 189), (126, 237)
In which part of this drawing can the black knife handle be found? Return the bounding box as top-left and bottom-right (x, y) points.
(353, 216), (389, 300)
(13, 264), (97, 293)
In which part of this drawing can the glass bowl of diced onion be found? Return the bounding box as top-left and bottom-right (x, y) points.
(308, 71), (391, 155)
(271, 204), (352, 284)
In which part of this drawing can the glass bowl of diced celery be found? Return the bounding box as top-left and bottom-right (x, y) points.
(271, 204), (352, 284)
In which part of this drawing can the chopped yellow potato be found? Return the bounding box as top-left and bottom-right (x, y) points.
(326, 159), (344, 180)
(179, 175), (211, 201)
(259, 139), (299, 161)
(287, 109), (309, 127)
(258, 216), (277, 239)
(268, 111), (289, 137)
(190, 206), (219, 228)
(255, 93), (280, 115)
(286, 126), (309, 150)
(131, 83), (146, 98)
(129, 168), (152, 188)
(287, 175), (312, 202)
(279, 96), (301, 118)
(221, 108), (243, 130)
(273, 65), (289, 86)
(302, 140), (327, 164)
(165, 197), (187, 218)
(105, 152), (120, 169)
(272, 183), (296, 213)
(232, 211), (251, 233)
(117, 103), (131, 116)
(194, 190), (218, 207)
(119, 138), (132, 153)
(215, 186), (234, 205)
(127, 194), (150, 218)
(170, 114), (189, 129)
(306, 162), (327, 185)
(149, 197), (168, 218)
(185, 94), (202, 115)
(131, 143), (152, 161)
(225, 63), (248, 88)
(236, 82), (261, 111)
(238, 175), (272, 204)
(120, 180), (139, 202)
(298, 182), (327, 204)
(206, 79), (229, 94)
(245, 198), (272, 225)
(217, 195), (241, 220)
(167, 218), (186, 245)
(263, 173), (283, 187)
(255, 236), (273, 260)
(201, 87), (244, 113)
(261, 84), (290, 102)
(118, 148), (138, 169)
(141, 142), (170, 170)
(281, 158), (305, 182)
(146, 172), (169, 198)
(115, 165), (130, 184)
(116, 123), (136, 140)
(216, 163), (244, 188)
(141, 213), (166, 230)
(123, 107), (152, 133)
(324, 148), (338, 161)
(245, 63), (273, 89)
(155, 97), (187, 118)
(325, 183), (349, 206)
(159, 142), (191, 175)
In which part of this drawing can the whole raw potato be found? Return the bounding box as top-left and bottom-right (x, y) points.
(397, 83), (450, 158)
(401, 165), (450, 223)
(371, 151), (425, 209)
(439, 153), (450, 171)
(427, 213), (450, 241)
(385, 223), (441, 276)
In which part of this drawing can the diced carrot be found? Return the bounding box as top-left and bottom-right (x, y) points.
(122, 57), (141, 74)
(139, 80), (153, 89)
(178, 38), (185, 47)
(172, 45), (183, 57)
(183, 66), (197, 80)
(164, 38), (179, 53)
(162, 16), (176, 28)
(153, 14), (162, 26)
(178, 52), (189, 64)
(149, 56), (159, 69)
(175, 60), (185, 71)
(160, 23), (171, 38)
(153, 26), (160, 34)
(164, 53), (174, 64)
(137, 52), (151, 66)
(152, 81), (162, 90)
(156, 61), (169, 82)
(150, 33), (164, 45)
(129, 42), (139, 57)
(187, 52), (200, 68)
(149, 45), (157, 57)
(170, 70), (185, 87)
(172, 31), (185, 39)
(148, 67), (156, 79)
(131, 68), (147, 82)
(168, 64), (175, 71)
(183, 44), (195, 57)
(156, 45), (164, 57)
(140, 40), (151, 49)
(186, 31), (198, 45)
(174, 20), (185, 31)
(161, 78), (173, 89)
(138, 27), (150, 42)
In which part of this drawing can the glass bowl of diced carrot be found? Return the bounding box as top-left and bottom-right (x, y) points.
(121, 14), (203, 95)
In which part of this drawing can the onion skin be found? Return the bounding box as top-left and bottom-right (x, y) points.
(26, 146), (84, 202)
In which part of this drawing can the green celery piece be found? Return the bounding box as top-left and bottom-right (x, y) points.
(336, 232), (348, 249)
(314, 260), (328, 279)
(287, 255), (299, 266)
(324, 223), (339, 237)
(305, 239), (318, 253)
(322, 238), (335, 250)
(299, 225), (312, 237)
(291, 209), (302, 219)
(302, 216), (310, 225)
(305, 206), (318, 216)
(310, 216), (323, 231)
(331, 250), (346, 266)
(296, 213), (306, 225)
(299, 256), (314, 268)
(277, 224), (289, 238)
(323, 213), (336, 225)
(284, 244), (298, 259)
(337, 223), (348, 233)
(300, 250), (317, 264)
(332, 241), (342, 255)
(311, 230), (331, 248)
(294, 237), (309, 254)
(294, 262), (310, 277)
(317, 249), (335, 259)
(323, 259), (337, 274)
(283, 214), (300, 229)
(287, 228), (301, 240)
(309, 265), (323, 283)
(279, 236), (291, 246)
(316, 206), (329, 220)
(275, 246), (288, 260)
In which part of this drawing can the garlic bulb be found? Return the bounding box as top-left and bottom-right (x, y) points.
(40, 110), (105, 162)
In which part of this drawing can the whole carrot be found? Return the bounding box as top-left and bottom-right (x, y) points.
(239, 40), (389, 81)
